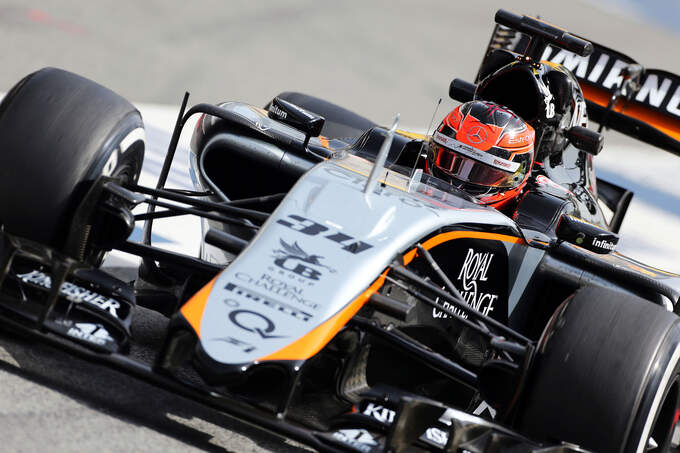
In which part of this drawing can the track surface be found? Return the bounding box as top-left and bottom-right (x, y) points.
(1, 1), (680, 452)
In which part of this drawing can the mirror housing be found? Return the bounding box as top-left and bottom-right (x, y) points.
(449, 78), (477, 103)
(268, 97), (325, 144)
(566, 126), (604, 155)
(556, 214), (619, 254)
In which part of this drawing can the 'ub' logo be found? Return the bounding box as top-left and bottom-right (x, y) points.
(272, 239), (335, 281)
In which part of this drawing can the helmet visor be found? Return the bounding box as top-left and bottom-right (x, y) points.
(432, 139), (526, 189)
(434, 146), (518, 188)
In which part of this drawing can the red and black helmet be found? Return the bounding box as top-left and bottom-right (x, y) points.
(427, 100), (535, 210)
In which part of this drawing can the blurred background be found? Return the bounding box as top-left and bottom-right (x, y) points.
(2, 0), (680, 123)
(0, 1), (679, 451)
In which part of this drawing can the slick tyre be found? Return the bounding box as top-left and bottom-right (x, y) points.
(267, 92), (377, 140)
(0, 67), (144, 262)
(516, 286), (680, 453)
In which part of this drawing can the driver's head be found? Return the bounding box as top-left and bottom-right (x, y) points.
(427, 101), (535, 210)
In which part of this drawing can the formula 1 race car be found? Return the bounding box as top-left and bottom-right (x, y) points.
(1, 9), (680, 453)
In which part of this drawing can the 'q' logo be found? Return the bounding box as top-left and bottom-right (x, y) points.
(466, 126), (487, 144)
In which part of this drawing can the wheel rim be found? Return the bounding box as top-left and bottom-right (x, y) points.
(83, 161), (138, 265)
(649, 378), (680, 452)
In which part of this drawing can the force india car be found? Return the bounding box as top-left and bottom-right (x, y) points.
(1, 10), (680, 453)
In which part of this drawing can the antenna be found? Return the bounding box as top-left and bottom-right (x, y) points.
(410, 98), (442, 178)
(364, 113), (400, 203)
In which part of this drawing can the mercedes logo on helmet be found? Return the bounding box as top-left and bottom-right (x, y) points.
(466, 126), (487, 145)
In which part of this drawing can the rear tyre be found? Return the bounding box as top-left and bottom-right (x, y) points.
(0, 67), (144, 262)
(516, 286), (680, 452)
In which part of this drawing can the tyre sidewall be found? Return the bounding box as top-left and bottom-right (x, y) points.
(627, 324), (680, 453)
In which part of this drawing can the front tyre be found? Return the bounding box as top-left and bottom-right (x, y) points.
(516, 286), (680, 452)
(0, 67), (144, 262)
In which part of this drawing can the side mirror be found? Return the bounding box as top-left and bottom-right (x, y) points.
(556, 214), (619, 254)
(566, 126), (603, 155)
(268, 97), (325, 146)
(449, 78), (477, 103)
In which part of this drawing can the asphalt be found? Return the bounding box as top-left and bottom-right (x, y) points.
(1, 1), (680, 452)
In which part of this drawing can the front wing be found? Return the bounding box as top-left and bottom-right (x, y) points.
(0, 229), (583, 453)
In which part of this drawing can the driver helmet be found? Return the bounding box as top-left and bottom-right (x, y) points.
(427, 100), (535, 210)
